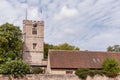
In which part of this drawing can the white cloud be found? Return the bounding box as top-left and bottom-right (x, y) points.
(27, 0), (40, 6)
(54, 6), (78, 20)
(80, 29), (120, 50)
(1, 0), (120, 51)
(27, 7), (40, 20)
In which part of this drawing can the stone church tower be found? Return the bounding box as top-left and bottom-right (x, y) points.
(22, 20), (44, 66)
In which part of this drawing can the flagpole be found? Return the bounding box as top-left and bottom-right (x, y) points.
(26, 8), (27, 20)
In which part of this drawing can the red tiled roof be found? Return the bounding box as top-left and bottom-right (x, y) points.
(49, 50), (120, 69)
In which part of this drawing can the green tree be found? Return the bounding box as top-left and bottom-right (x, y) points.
(44, 42), (80, 59)
(0, 23), (22, 62)
(0, 23), (31, 76)
(0, 60), (31, 77)
(44, 43), (54, 59)
(107, 45), (120, 52)
(53, 43), (79, 50)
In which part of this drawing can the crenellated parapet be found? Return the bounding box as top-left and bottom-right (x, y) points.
(23, 20), (44, 26)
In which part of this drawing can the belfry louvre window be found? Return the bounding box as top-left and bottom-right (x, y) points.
(32, 27), (37, 34)
(33, 43), (37, 49)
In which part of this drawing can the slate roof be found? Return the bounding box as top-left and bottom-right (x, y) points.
(49, 50), (120, 69)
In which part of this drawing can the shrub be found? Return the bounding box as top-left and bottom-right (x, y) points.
(0, 60), (31, 77)
(103, 58), (120, 77)
(75, 68), (90, 79)
(75, 69), (107, 79)
(31, 67), (43, 74)
(75, 69), (105, 79)
(87, 70), (97, 77)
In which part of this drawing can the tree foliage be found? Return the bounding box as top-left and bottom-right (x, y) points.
(44, 43), (54, 59)
(0, 60), (31, 77)
(103, 58), (120, 74)
(44, 43), (80, 59)
(0, 23), (22, 62)
(0, 23), (31, 76)
(107, 45), (120, 52)
(53, 43), (79, 50)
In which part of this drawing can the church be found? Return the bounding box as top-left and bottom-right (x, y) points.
(22, 19), (120, 74)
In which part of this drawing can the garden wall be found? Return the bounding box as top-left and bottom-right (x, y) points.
(0, 74), (120, 80)
(0, 74), (79, 80)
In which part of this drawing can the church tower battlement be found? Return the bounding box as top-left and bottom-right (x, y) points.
(23, 20), (44, 26)
(22, 20), (44, 66)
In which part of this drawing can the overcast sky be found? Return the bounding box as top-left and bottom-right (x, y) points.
(0, 0), (120, 51)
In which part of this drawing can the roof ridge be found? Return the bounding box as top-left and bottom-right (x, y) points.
(49, 50), (120, 53)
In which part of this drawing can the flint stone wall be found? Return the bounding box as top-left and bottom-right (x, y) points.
(1, 74), (120, 80)
(0, 74), (79, 80)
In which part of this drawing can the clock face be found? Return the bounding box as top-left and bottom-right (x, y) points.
(33, 22), (37, 27)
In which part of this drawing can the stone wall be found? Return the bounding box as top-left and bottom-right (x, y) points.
(0, 74), (79, 80)
(1, 74), (120, 80)
(86, 75), (120, 80)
